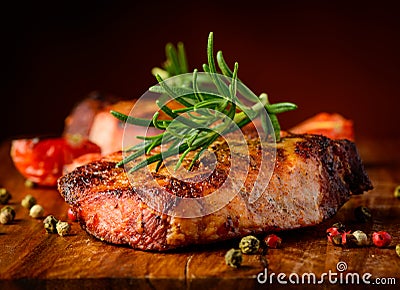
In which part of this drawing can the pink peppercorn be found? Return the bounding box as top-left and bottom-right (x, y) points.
(326, 227), (340, 243)
(67, 208), (77, 222)
(372, 231), (392, 248)
(264, 234), (282, 248)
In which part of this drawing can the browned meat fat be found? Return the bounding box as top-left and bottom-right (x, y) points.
(57, 134), (372, 251)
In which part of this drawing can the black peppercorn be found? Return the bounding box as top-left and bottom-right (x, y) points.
(0, 188), (11, 205)
(332, 222), (346, 232)
(344, 234), (358, 247)
(354, 206), (372, 222)
(43, 215), (59, 233)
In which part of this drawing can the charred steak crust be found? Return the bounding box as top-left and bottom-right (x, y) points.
(57, 134), (372, 251)
(293, 135), (372, 218)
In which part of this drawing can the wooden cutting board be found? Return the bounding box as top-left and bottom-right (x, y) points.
(0, 139), (399, 289)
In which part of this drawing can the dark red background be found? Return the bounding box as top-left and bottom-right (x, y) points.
(4, 1), (400, 142)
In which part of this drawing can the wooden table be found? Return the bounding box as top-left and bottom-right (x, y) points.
(1, 139), (399, 289)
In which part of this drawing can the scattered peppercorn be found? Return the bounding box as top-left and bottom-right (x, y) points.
(239, 235), (260, 254)
(225, 248), (242, 268)
(341, 231), (352, 244)
(24, 179), (35, 188)
(329, 228), (354, 247)
(56, 221), (71, 236)
(394, 185), (400, 199)
(326, 227), (341, 243)
(1, 206), (15, 219)
(354, 206), (372, 222)
(0, 210), (13, 224)
(21, 194), (36, 209)
(264, 234), (282, 248)
(331, 222), (346, 232)
(29, 204), (44, 218)
(352, 230), (369, 246)
(372, 231), (392, 248)
(343, 233), (358, 247)
(0, 188), (11, 204)
(0, 206), (15, 224)
(43, 215), (59, 233)
(332, 235), (342, 246)
(396, 244), (400, 258)
(67, 208), (77, 222)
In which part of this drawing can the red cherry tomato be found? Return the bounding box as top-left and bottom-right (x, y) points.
(289, 113), (354, 141)
(10, 136), (101, 186)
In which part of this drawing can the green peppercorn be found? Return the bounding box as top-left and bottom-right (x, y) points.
(0, 206), (15, 224)
(24, 179), (35, 188)
(354, 206), (372, 222)
(396, 244), (400, 258)
(21, 194), (36, 209)
(56, 221), (71, 236)
(43, 215), (59, 233)
(239, 235), (260, 254)
(225, 248), (242, 268)
(0, 188), (11, 204)
(394, 185), (400, 199)
(29, 204), (44, 218)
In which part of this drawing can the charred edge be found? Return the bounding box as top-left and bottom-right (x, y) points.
(340, 140), (373, 194)
(57, 160), (125, 205)
(293, 134), (373, 219)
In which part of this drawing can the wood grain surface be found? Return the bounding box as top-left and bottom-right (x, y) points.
(0, 139), (399, 289)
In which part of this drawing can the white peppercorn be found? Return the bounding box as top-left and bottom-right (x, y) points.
(0, 206), (15, 224)
(0, 211), (13, 224)
(352, 230), (369, 246)
(29, 204), (44, 218)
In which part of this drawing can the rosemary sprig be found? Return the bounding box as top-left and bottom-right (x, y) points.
(151, 41), (189, 79)
(111, 32), (297, 173)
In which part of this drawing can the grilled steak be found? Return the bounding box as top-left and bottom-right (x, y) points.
(57, 134), (372, 251)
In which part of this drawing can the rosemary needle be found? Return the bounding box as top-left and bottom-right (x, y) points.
(111, 32), (297, 172)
